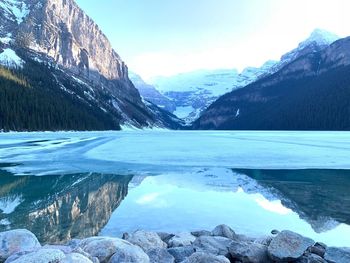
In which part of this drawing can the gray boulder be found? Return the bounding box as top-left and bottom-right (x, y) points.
(61, 253), (94, 263)
(229, 240), (271, 263)
(157, 232), (175, 244)
(81, 236), (149, 263)
(193, 236), (232, 257)
(191, 230), (211, 238)
(108, 244), (150, 263)
(0, 229), (41, 262)
(253, 236), (273, 246)
(5, 248), (65, 263)
(147, 248), (174, 263)
(211, 224), (237, 240)
(308, 244), (326, 258)
(167, 246), (196, 262)
(127, 230), (167, 251)
(267, 230), (315, 262)
(180, 252), (230, 263)
(168, 233), (196, 248)
(42, 244), (73, 254)
(324, 247), (350, 263)
(295, 254), (327, 263)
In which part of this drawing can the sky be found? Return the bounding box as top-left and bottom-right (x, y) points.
(76, 0), (350, 80)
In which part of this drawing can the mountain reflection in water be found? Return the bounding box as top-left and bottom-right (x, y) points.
(235, 169), (350, 233)
(0, 167), (349, 246)
(0, 170), (131, 243)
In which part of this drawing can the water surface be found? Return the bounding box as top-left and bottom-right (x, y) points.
(0, 131), (349, 246)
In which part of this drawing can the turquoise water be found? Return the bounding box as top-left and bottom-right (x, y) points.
(0, 131), (349, 246)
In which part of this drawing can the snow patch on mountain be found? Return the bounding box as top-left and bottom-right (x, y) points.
(144, 29), (340, 123)
(0, 0), (29, 24)
(0, 48), (24, 68)
(0, 33), (13, 45)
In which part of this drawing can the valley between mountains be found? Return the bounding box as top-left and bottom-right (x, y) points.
(0, 0), (349, 131)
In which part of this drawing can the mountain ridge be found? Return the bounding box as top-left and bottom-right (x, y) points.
(193, 35), (350, 130)
(0, 0), (183, 131)
(146, 29), (340, 122)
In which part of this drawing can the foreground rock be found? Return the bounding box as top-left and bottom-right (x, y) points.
(125, 230), (167, 251)
(229, 240), (271, 263)
(211, 224), (237, 240)
(0, 226), (349, 263)
(168, 232), (196, 248)
(0, 229), (41, 262)
(324, 247), (350, 263)
(267, 230), (315, 262)
(80, 237), (149, 263)
(5, 248), (65, 263)
(193, 236), (232, 257)
(181, 252), (230, 263)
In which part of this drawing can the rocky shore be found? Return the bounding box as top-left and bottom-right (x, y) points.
(0, 225), (349, 263)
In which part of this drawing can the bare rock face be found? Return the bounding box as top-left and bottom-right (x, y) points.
(18, 0), (138, 98)
(0, 0), (183, 130)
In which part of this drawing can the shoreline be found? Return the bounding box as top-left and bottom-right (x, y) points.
(1, 225), (349, 263)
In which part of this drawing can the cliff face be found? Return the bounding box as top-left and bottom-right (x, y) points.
(17, 0), (140, 101)
(0, 0), (183, 130)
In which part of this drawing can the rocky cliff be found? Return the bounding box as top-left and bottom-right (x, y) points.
(0, 0), (183, 130)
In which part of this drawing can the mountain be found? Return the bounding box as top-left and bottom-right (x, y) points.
(148, 29), (339, 123)
(129, 72), (176, 113)
(0, 0), (182, 131)
(193, 35), (350, 130)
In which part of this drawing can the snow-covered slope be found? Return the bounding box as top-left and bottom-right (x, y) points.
(129, 72), (176, 113)
(150, 69), (240, 123)
(146, 29), (340, 123)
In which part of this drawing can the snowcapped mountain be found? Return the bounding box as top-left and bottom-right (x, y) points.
(0, 0), (182, 131)
(146, 29), (339, 123)
(129, 72), (176, 113)
(194, 34), (350, 130)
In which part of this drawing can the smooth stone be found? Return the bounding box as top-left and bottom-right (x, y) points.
(211, 224), (237, 240)
(4, 251), (33, 263)
(5, 248), (65, 263)
(73, 247), (99, 262)
(0, 229), (41, 262)
(295, 254), (327, 263)
(147, 248), (175, 263)
(191, 230), (212, 238)
(66, 239), (82, 249)
(180, 252), (230, 263)
(157, 232), (175, 244)
(108, 243), (150, 263)
(315, 242), (327, 250)
(267, 230), (315, 262)
(193, 236), (232, 257)
(167, 246), (196, 262)
(229, 240), (271, 263)
(324, 247), (350, 263)
(168, 233), (196, 248)
(81, 237), (148, 263)
(308, 245), (326, 258)
(253, 236), (273, 247)
(42, 244), (73, 254)
(127, 230), (167, 251)
(61, 253), (94, 263)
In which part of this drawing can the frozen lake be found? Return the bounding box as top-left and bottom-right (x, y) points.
(0, 131), (350, 246)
